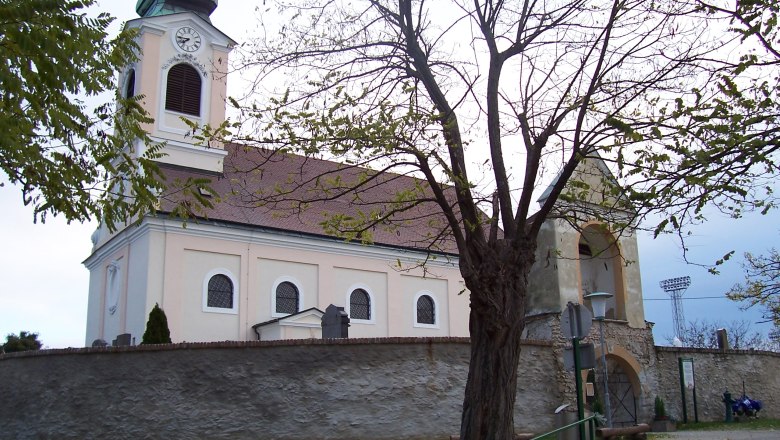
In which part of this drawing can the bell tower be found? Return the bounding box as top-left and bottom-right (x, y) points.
(122, 0), (235, 173)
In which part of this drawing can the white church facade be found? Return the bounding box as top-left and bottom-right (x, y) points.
(85, 195), (468, 343)
(84, 1), (648, 352)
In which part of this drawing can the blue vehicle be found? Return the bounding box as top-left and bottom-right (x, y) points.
(732, 394), (763, 417)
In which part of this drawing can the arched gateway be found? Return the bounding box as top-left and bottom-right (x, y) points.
(590, 347), (643, 427)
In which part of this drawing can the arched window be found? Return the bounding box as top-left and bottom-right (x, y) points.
(579, 224), (625, 320)
(416, 294), (435, 325)
(275, 281), (299, 315)
(349, 288), (371, 320)
(579, 242), (593, 257)
(124, 69), (136, 98)
(207, 274), (233, 309)
(165, 63), (201, 116)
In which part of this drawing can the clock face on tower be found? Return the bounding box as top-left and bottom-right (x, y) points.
(175, 26), (202, 52)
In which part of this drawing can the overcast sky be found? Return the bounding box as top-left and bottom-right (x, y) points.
(1, 1), (776, 348)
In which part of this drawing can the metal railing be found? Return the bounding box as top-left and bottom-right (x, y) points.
(529, 414), (598, 440)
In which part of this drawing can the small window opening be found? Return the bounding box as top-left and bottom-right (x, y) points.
(416, 295), (435, 325)
(125, 69), (136, 98)
(276, 281), (299, 315)
(207, 274), (233, 309)
(350, 289), (371, 320)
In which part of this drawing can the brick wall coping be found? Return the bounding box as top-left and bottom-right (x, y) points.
(0, 336), (553, 361)
(654, 345), (780, 357)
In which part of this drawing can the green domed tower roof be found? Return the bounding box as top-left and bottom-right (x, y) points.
(136, 0), (218, 22)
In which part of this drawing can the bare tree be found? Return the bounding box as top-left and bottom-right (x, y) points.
(221, 0), (778, 438)
(666, 319), (768, 350)
(698, 0), (779, 63)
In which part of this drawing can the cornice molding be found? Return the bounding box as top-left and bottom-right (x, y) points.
(153, 137), (229, 158)
(84, 216), (460, 271)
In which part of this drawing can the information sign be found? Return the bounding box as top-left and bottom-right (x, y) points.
(681, 358), (694, 389)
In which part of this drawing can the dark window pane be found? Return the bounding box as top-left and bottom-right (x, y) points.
(165, 63), (201, 116)
(125, 69), (135, 98)
(208, 274), (233, 309)
(416, 295), (435, 324)
(350, 288), (370, 320)
(276, 281), (299, 314)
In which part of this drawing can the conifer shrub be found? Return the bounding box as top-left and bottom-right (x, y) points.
(655, 396), (667, 420)
(592, 396), (604, 415)
(141, 303), (172, 344)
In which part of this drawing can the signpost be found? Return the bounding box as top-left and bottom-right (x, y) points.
(678, 358), (699, 423)
(561, 302), (593, 340)
(564, 343), (596, 371)
(562, 302), (593, 440)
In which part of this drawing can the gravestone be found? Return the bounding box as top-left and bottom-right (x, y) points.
(321, 304), (350, 338)
(112, 333), (132, 347)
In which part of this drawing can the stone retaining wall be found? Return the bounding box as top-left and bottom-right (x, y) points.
(2, 338), (778, 439)
(526, 314), (661, 424)
(655, 347), (780, 422)
(0, 338), (558, 440)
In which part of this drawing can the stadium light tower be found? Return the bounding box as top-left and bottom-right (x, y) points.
(659, 276), (691, 340)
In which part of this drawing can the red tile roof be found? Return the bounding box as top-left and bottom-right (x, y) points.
(158, 143), (460, 254)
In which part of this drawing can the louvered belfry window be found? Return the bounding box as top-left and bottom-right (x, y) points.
(165, 63), (201, 116)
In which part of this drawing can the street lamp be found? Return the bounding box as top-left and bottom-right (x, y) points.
(584, 291), (613, 428)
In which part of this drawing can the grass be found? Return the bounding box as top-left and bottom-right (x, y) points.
(674, 417), (780, 431)
(534, 417), (780, 440)
(647, 417), (780, 438)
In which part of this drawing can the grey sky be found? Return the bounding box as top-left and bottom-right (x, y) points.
(0, 0), (775, 348)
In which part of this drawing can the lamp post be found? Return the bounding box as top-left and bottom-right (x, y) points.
(584, 291), (613, 428)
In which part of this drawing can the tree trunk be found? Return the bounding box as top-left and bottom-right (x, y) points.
(459, 240), (533, 440)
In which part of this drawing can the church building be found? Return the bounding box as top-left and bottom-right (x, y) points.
(85, 0), (470, 344)
(84, 3), (655, 425)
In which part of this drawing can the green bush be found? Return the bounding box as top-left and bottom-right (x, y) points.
(2, 331), (42, 353)
(141, 303), (172, 344)
(655, 396), (667, 420)
(592, 396), (604, 415)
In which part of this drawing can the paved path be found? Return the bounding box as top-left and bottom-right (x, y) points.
(649, 429), (780, 439)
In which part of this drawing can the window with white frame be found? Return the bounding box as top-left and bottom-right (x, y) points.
(416, 295), (435, 324)
(413, 290), (439, 328)
(349, 288), (371, 321)
(202, 269), (238, 314)
(207, 275), (233, 308)
(275, 281), (299, 315)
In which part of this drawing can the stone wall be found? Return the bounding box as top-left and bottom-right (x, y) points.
(654, 347), (780, 422)
(3, 338), (778, 439)
(524, 313), (661, 424)
(0, 338), (559, 440)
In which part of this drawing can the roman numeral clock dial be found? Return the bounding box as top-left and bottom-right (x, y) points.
(175, 27), (202, 52)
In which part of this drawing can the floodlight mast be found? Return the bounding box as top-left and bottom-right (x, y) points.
(659, 276), (691, 340)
